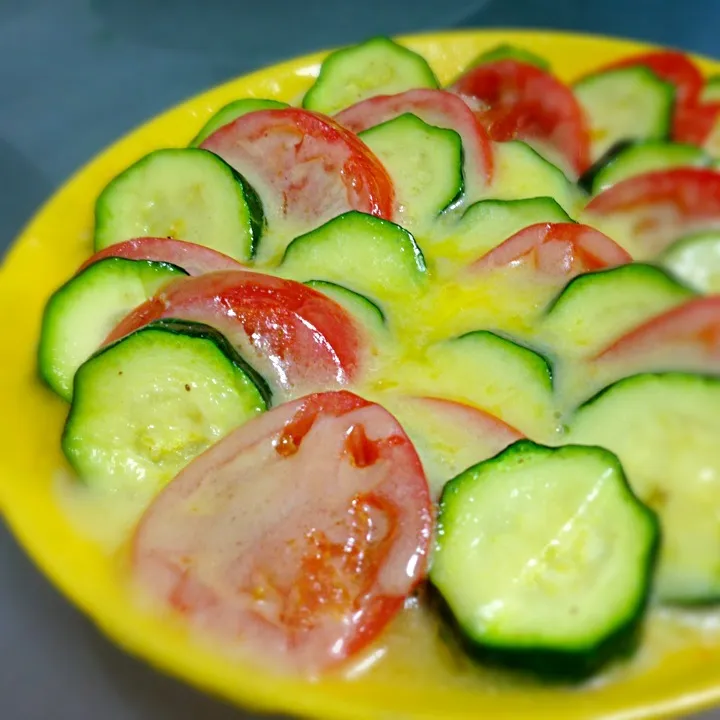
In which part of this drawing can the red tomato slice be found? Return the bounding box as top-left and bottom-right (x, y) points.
(674, 102), (720, 146)
(77, 237), (243, 276)
(585, 168), (720, 256)
(334, 89), (493, 195)
(200, 108), (394, 235)
(105, 271), (365, 393)
(470, 222), (631, 277)
(603, 51), (704, 137)
(131, 390), (433, 673)
(449, 59), (591, 175)
(595, 296), (720, 364)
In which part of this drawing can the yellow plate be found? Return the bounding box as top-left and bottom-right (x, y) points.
(2, 29), (720, 720)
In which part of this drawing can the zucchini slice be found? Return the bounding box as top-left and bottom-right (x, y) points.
(701, 75), (720, 103)
(579, 140), (710, 195)
(396, 331), (556, 441)
(542, 263), (693, 356)
(280, 211), (427, 304)
(573, 66), (675, 162)
(466, 44), (550, 72)
(189, 98), (288, 147)
(303, 279), (385, 333)
(660, 231), (720, 293)
(302, 36), (439, 115)
(487, 141), (583, 215)
(94, 148), (264, 262)
(358, 113), (463, 232)
(38, 257), (187, 401)
(431, 197), (571, 265)
(430, 440), (658, 679)
(63, 320), (270, 494)
(569, 373), (720, 604)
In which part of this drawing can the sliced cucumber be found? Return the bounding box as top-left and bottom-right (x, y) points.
(579, 140), (709, 195)
(661, 231), (720, 293)
(487, 141), (582, 215)
(358, 113), (463, 232)
(431, 197), (571, 265)
(542, 264), (693, 356)
(38, 258), (187, 401)
(569, 373), (720, 604)
(701, 75), (720, 103)
(574, 66), (675, 162)
(397, 331), (556, 440)
(304, 279), (385, 333)
(94, 148), (264, 262)
(430, 440), (658, 679)
(63, 320), (270, 494)
(466, 44), (550, 72)
(280, 211), (427, 304)
(189, 98), (288, 147)
(302, 36), (439, 115)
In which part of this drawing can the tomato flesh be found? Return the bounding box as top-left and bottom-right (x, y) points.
(201, 108), (394, 234)
(585, 168), (720, 255)
(595, 296), (720, 363)
(132, 390), (433, 671)
(77, 237), (243, 276)
(471, 222), (631, 277)
(335, 89), (493, 193)
(450, 59), (591, 175)
(106, 270), (365, 393)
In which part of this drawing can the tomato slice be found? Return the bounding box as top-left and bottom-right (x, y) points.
(449, 59), (591, 175)
(105, 270), (365, 394)
(131, 390), (433, 673)
(334, 89), (493, 194)
(595, 296), (720, 364)
(470, 222), (631, 277)
(603, 50), (704, 137)
(585, 168), (720, 256)
(200, 108), (394, 236)
(77, 237), (243, 276)
(674, 102), (720, 147)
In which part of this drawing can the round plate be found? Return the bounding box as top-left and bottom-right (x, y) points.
(2, 29), (720, 720)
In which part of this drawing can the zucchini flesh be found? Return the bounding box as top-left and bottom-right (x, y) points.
(431, 197), (571, 266)
(302, 36), (438, 115)
(486, 141), (582, 215)
(94, 148), (264, 262)
(189, 98), (288, 147)
(394, 331), (556, 441)
(701, 75), (720, 103)
(358, 113), (463, 233)
(573, 66), (674, 162)
(62, 320), (269, 494)
(280, 211), (427, 304)
(541, 263), (693, 357)
(661, 231), (720, 293)
(303, 279), (385, 333)
(569, 373), (720, 604)
(38, 258), (187, 401)
(430, 440), (658, 678)
(579, 140), (709, 195)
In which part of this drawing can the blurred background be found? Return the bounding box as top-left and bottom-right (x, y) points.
(1, 0), (719, 718)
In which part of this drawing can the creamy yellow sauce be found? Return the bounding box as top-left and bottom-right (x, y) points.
(53, 136), (720, 695)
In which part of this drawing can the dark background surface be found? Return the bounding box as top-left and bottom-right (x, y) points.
(2, 1), (720, 718)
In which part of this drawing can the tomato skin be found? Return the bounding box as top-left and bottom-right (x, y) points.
(105, 270), (365, 392)
(201, 108), (394, 231)
(595, 295), (720, 362)
(132, 390), (433, 672)
(77, 237), (244, 276)
(335, 89), (494, 190)
(471, 222), (631, 277)
(585, 168), (720, 255)
(674, 102), (720, 146)
(450, 59), (591, 175)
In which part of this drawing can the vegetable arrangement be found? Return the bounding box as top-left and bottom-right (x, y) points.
(37, 36), (720, 684)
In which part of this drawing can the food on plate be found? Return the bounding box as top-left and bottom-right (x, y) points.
(32, 34), (720, 692)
